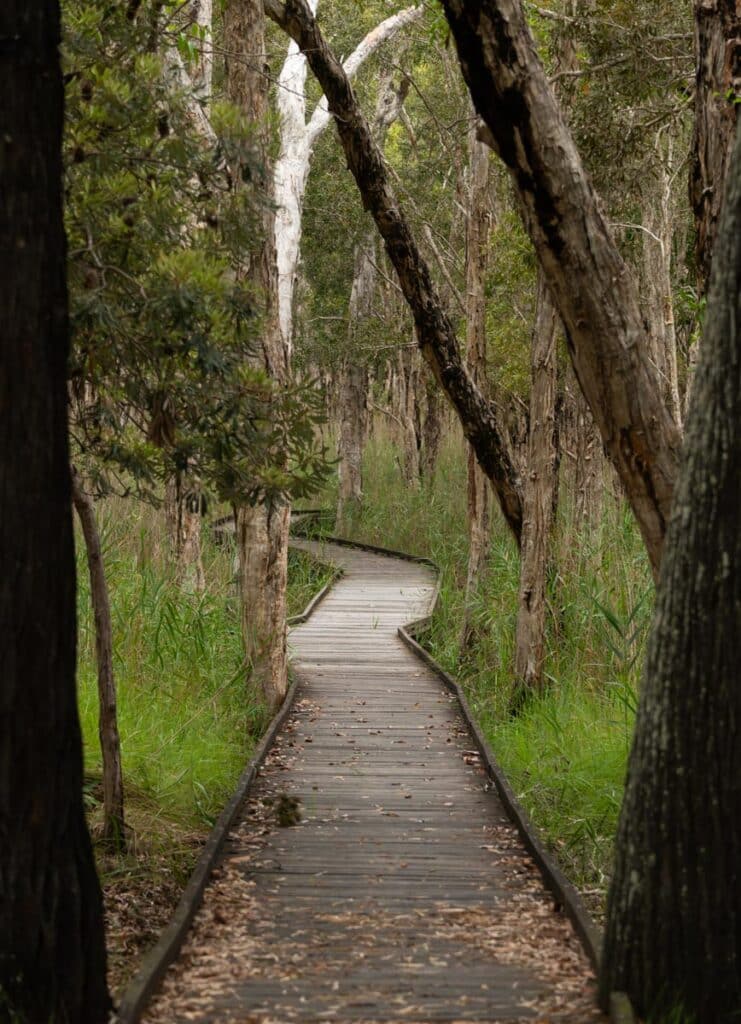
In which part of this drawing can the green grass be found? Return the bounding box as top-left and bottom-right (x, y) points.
(334, 427), (652, 914)
(76, 501), (334, 831)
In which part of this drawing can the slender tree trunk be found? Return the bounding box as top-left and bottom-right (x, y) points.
(266, 0), (525, 544)
(438, 0), (682, 578)
(601, 122), (741, 1024)
(513, 273), (559, 695)
(421, 369), (443, 481)
(226, 0), (291, 709)
(0, 2), (110, 1018)
(461, 123), (493, 653)
(570, 367), (604, 530)
(691, 0), (741, 296)
(71, 470), (126, 851)
(398, 344), (422, 487)
(273, 4), (423, 350)
(165, 470), (206, 592)
(337, 358), (368, 524)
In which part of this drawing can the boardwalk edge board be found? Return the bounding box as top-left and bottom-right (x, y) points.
(297, 518), (638, 1024)
(115, 563), (341, 1023)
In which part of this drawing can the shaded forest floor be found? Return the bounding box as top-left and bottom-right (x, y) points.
(331, 428), (652, 919)
(76, 503), (334, 994)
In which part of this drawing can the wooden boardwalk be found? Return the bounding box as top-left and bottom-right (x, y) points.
(144, 540), (601, 1023)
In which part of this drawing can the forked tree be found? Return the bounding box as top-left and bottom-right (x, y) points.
(0, 1), (110, 1019)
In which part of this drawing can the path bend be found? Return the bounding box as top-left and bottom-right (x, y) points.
(144, 538), (601, 1022)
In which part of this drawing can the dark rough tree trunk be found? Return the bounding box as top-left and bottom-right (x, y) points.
(265, 0), (524, 546)
(691, 0), (741, 295)
(513, 272), (559, 695)
(0, 2), (110, 1019)
(601, 123), (741, 1024)
(72, 470), (126, 851)
(226, 0), (290, 710)
(439, 0), (682, 579)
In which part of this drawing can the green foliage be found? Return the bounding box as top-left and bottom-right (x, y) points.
(76, 500), (336, 827)
(63, 0), (329, 506)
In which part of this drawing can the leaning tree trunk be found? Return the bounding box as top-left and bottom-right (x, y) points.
(0, 2), (110, 1019)
(439, 0), (682, 578)
(71, 470), (126, 851)
(226, 0), (291, 709)
(513, 273), (559, 696)
(601, 122), (741, 1024)
(460, 123), (493, 654)
(691, 0), (741, 297)
(266, 0), (524, 546)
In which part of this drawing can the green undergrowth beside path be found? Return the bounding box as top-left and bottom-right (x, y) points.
(77, 503), (335, 830)
(334, 430), (653, 916)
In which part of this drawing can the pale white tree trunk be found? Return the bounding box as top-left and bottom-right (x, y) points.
(273, 4), (423, 351)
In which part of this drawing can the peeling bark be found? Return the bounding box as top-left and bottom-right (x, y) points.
(691, 0), (741, 294)
(72, 470), (125, 850)
(601, 122), (741, 1024)
(513, 274), (559, 695)
(461, 125), (494, 654)
(273, 3), (423, 350)
(0, 1), (110, 1016)
(265, 0), (524, 544)
(226, 0), (290, 708)
(440, 0), (682, 578)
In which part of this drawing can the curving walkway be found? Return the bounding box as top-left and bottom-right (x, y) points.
(144, 539), (601, 1022)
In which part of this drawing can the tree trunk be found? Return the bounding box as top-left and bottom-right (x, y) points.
(513, 273), (559, 695)
(398, 344), (422, 487)
(235, 501), (290, 710)
(71, 470), (126, 851)
(421, 369), (443, 481)
(225, 0), (291, 709)
(461, 123), (493, 653)
(273, 4), (423, 350)
(337, 358), (368, 524)
(690, 0), (741, 296)
(601, 122), (741, 1024)
(439, 0), (682, 578)
(0, 2), (110, 1018)
(570, 367), (604, 531)
(266, 0), (525, 545)
(165, 470), (206, 593)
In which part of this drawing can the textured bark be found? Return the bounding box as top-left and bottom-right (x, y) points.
(235, 502), (290, 711)
(440, 0), (682, 578)
(265, 0), (524, 544)
(398, 344), (422, 487)
(226, 0), (290, 708)
(601, 122), (741, 1023)
(273, 4), (422, 350)
(691, 0), (741, 294)
(513, 274), (559, 694)
(165, 471), (206, 593)
(641, 147), (682, 427)
(72, 471), (126, 851)
(421, 370), (443, 480)
(0, 2), (110, 1018)
(460, 126), (493, 654)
